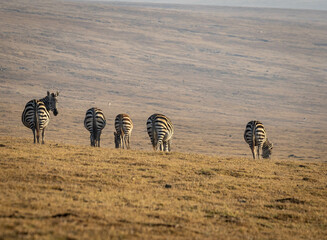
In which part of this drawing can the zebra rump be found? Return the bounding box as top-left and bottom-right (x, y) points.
(114, 113), (133, 149)
(84, 107), (106, 147)
(244, 120), (273, 159)
(146, 113), (174, 152)
(22, 100), (50, 144)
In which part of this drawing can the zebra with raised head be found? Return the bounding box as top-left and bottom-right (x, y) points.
(114, 113), (133, 149)
(84, 107), (106, 147)
(22, 91), (59, 144)
(244, 120), (273, 159)
(146, 113), (174, 152)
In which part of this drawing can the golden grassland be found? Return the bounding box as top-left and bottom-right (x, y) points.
(0, 136), (326, 239)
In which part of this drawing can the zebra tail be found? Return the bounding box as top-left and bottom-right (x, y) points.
(251, 122), (256, 148)
(92, 110), (97, 142)
(34, 100), (40, 139)
(120, 126), (124, 148)
(152, 121), (157, 149)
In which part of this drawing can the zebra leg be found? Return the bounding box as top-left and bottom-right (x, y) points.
(127, 134), (130, 149)
(124, 134), (130, 149)
(123, 135), (126, 149)
(32, 128), (36, 144)
(41, 128), (45, 144)
(120, 135), (122, 149)
(119, 134), (122, 149)
(257, 145), (261, 160)
(166, 141), (170, 152)
(163, 141), (167, 152)
(125, 135), (129, 149)
(250, 145), (255, 159)
(97, 131), (101, 147)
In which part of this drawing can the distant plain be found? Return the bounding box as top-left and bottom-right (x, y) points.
(0, 0), (326, 160)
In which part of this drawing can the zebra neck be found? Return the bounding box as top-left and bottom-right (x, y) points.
(39, 96), (50, 111)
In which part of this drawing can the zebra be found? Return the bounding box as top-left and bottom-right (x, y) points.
(244, 120), (273, 159)
(146, 113), (174, 152)
(114, 113), (133, 149)
(84, 107), (106, 147)
(22, 91), (59, 144)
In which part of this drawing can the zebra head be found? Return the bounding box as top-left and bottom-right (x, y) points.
(262, 139), (273, 159)
(47, 91), (59, 116)
(114, 132), (120, 148)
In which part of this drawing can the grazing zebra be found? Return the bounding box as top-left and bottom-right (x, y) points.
(244, 120), (273, 159)
(114, 114), (133, 149)
(22, 91), (59, 144)
(146, 113), (174, 152)
(84, 107), (106, 147)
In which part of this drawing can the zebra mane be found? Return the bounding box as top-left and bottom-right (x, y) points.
(38, 96), (50, 110)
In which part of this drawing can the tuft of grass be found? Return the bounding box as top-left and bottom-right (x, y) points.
(0, 136), (326, 239)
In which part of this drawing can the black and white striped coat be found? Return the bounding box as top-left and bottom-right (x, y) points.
(146, 113), (174, 152)
(84, 107), (106, 147)
(244, 120), (273, 159)
(21, 91), (59, 144)
(114, 114), (133, 149)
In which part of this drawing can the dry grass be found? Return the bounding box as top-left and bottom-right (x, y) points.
(0, 136), (326, 239)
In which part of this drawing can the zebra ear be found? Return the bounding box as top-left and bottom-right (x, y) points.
(47, 91), (50, 96)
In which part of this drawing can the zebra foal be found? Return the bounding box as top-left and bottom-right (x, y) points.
(244, 120), (273, 159)
(146, 113), (174, 152)
(22, 91), (59, 144)
(84, 107), (106, 147)
(114, 114), (133, 149)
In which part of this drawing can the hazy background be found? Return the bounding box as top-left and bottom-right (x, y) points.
(79, 0), (327, 10)
(1, 0), (326, 160)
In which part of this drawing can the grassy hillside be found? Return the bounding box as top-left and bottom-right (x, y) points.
(0, 136), (326, 239)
